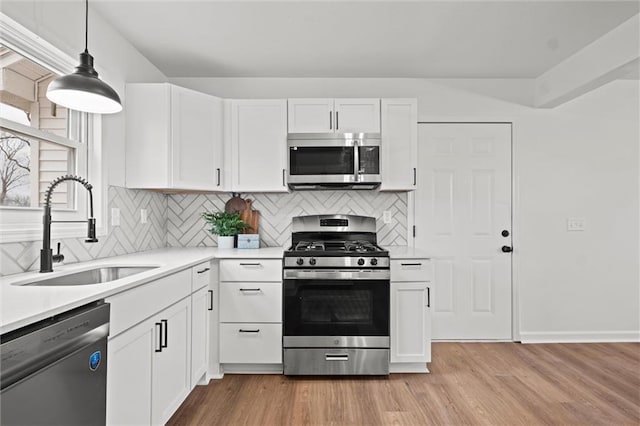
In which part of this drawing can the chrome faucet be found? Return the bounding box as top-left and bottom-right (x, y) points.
(40, 175), (98, 273)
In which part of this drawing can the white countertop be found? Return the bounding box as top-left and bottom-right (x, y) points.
(1, 245), (429, 334)
(0, 246), (284, 334)
(384, 246), (432, 259)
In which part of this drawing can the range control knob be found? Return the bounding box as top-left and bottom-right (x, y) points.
(309, 258), (317, 266)
(296, 258), (304, 266)
(357, 258), (365, 266)
(370, 258), (378, 266)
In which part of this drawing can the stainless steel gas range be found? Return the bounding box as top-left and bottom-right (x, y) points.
(282, 214), (390, 375)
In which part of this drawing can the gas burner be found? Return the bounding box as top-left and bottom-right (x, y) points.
(294, 241), (325, 251)
(344, 241), (378, 253)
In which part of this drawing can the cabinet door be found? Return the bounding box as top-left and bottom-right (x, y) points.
(334, 98), (380, 133)
(230, 100), (288, 192)
(287, 98), (334, 133)
(390, 282), (429, 363)
(152, 298), (191, 426)
(171, 86), (222, 190)
(106, 319), (154, 426)
(380, 99), (418, 191)
(190, 287), (209, 387)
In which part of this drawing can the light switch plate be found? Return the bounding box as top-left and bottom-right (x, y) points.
(140, 209), (148, 224)
(567, 217), (586, 231)
(383, 210), (392, 224)
(111, 208), (120, 226)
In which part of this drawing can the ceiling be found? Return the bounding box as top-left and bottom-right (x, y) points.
(92, 1), (639, 79)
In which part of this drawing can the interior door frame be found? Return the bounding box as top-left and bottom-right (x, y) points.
(408, 119), (520, 342)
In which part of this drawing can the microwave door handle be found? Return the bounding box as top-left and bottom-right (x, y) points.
(353, 139), (360, 182)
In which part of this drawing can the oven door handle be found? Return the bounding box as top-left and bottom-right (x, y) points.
(283, 269), (390, 280)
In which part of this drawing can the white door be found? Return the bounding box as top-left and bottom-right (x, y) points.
(415, 123), (512, 340)
(334, 98), (381, 133)
(287, 98), (334, 133)
(390, 282), (430, 363)
(190, 287), (209, 387)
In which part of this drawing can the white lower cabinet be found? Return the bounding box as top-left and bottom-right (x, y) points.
(190, 286), (209, 386)
(106, 263), (212, 425)
(219, 323), (282, 364)
(107, 297), (191, 426)
(389, 259), (432, 372)
(218, 259), (282, 369)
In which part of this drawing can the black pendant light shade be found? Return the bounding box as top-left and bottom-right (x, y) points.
(46, 0), (122, 114)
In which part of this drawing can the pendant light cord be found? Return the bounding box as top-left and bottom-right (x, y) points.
(84, 0), (89, 53)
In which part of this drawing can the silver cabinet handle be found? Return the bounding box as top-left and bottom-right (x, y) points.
(239, 288), (261, 292)
(336, 111), (339, 130)
(329, 110), (332, 130)
(413, 168), (417, 186)
(216, 168), (221, 186)
(401, 263), (422, 267)
(325, 354), (349, 361)
(282, 169), (286, 187)
(427, 287), (431, 308)
(197, 267), (210, 274)
(208, 290), (214, 311)
(239, 329), (260, 333)
(239, 262), (261, 266)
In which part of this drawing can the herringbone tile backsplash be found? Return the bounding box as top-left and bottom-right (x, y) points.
(1, 187), (407, 276)
(167, 191), (408, 248)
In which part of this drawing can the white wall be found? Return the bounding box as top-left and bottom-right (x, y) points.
(171, 76), (639, 341)
(0, 0), (167, 187)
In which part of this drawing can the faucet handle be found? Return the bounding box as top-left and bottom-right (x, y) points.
(85, 218), (98, 243)
(52, 242), (64, 264)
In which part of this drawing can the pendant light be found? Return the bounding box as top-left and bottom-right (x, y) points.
(46, 0), (122, 114)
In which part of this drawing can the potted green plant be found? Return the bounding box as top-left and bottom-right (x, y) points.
(201, 211), (249, 249)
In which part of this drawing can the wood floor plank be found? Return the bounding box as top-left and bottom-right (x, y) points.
(168, 343), (640, 426)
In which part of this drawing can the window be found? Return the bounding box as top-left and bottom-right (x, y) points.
(0, 14), (104, 243)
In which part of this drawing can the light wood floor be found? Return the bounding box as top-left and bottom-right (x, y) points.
(168, 342), (640, 425)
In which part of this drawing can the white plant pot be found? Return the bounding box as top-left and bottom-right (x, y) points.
(217, 235), (235, 249)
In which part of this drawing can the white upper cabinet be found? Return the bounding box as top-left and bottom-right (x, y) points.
(380, 99), (418, 191)
(287, 98), (380, 133)
(125, 83), (224, 191)
(228, 99), (288, 192)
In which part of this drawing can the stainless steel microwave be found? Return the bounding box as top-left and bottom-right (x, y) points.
(287, 133), (381, 190)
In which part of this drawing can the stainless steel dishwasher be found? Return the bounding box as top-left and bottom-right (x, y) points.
(1, 301), (110, 426)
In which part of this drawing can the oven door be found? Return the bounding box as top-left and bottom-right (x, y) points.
(283, 273), (389, 348)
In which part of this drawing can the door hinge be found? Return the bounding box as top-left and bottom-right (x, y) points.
(412, 225), (416, 238)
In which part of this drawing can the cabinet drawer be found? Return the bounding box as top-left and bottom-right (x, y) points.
(219, 323), (282, 364)
(191, 262), (211, 292)
(390, 259), (432, 282)
(219, 259), (281, 282)
(220, 282), (282, 322)
(107, 269), (191, 338)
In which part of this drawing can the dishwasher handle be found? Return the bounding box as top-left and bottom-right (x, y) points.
(0, 302), (110, 390)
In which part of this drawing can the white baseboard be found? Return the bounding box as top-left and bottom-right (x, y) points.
(389, 363), (429, 373)
(221, 363), (283, 374)
(519, 331), (640, 343)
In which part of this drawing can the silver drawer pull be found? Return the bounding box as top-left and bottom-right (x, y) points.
(197, 267), (210, 274)
(239, 262), (262, 267)
(401, 263), (422, 267)
(239, 288), (261, 292)
(325, 354), (349, 361)
(239, 329), (260, 333)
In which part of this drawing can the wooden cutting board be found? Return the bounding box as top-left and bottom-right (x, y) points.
(239, 199), (260, 234)
(225, 193), (247, 214)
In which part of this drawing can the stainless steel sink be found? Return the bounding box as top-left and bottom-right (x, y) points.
(20, 266), (159, 286)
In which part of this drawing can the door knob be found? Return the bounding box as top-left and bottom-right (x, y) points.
(501, 246), (513, 253)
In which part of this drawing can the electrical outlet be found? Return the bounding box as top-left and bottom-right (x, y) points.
(383, 210), (392, 224)
(111, 208), (120, 226)
(567, 217), (586, 231)
(140, 209), (148, 224)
